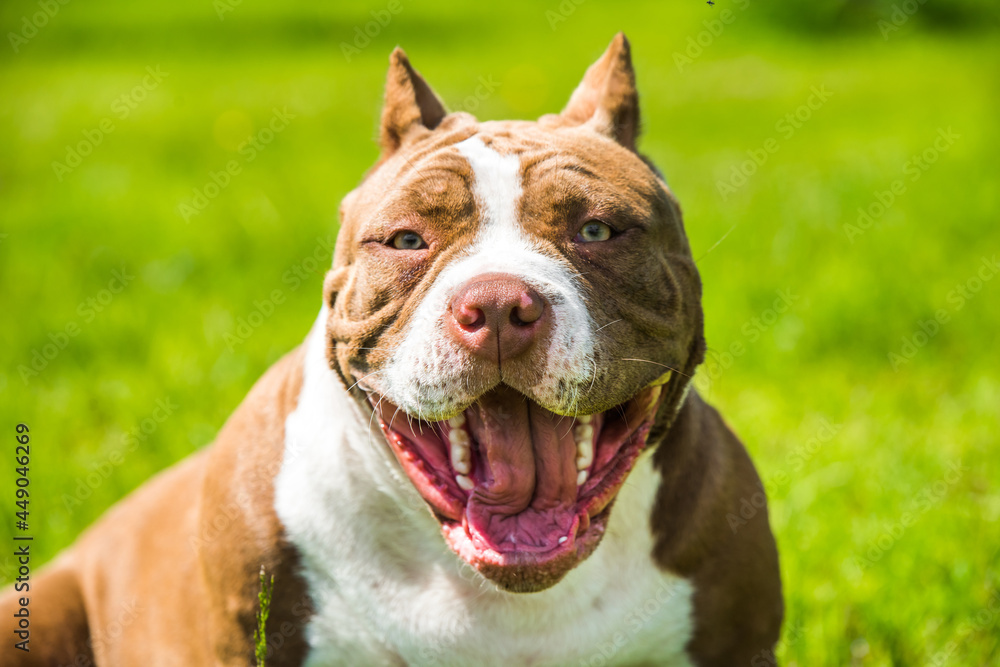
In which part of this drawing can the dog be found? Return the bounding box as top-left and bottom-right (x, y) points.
(1, 33), (782, 666)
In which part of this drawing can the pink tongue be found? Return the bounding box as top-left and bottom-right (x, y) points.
(465, 387), (579, 553)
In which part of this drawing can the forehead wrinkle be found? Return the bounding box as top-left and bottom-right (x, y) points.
(390, 141), (473, 184)
(520, 137), (662, 197)
(530, 160), (663, 218)
(381, 155), (476, 219)
(396, 151), (472, 184)
(402, 172), (473, 206)
(521, 151), (602, 183)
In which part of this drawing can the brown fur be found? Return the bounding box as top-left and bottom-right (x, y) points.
(327, 39), (699, 422)
(652, 393), (783, 664)
(0, 34), (781, 665)
(0, 349), (312, 665)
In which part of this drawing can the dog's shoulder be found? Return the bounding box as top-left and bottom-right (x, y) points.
(59, 345), (314, 665)
(198, 343), (316, 665)
(651, 391), (784, 664)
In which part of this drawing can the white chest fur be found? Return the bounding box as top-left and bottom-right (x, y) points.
(274, 312), (696, 667)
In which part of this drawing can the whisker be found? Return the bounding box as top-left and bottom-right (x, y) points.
(366, 393), (386, 452)
(346, 369), (382, 393)
(587, 358), (599, 395)
(556, 412), (575, 440)
(695, 223), (738, 262)
(595, 319), (623, 333)
(617, 358), (692, 378)
(614, 402), (630, 434)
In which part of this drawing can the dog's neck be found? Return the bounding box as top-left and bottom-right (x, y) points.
(273, 307), (696, 665)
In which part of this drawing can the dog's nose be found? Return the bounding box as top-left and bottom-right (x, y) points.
(448, 274), (548, 363)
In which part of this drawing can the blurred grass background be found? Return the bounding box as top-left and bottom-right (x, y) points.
(1, 0), (998, 664)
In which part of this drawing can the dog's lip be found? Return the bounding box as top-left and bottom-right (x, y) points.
(439, 506), (613, 569)
(367, 384), (664, 572)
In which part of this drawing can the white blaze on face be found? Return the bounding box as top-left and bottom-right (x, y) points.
(378, 135), (596, 417)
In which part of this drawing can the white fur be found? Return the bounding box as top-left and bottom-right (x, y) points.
(275, 136), (695, 665)
(274, 313), (696, 666)
(374, 136), (597, 418)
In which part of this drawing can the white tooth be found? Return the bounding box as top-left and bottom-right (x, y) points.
(456, 474), (474, 491)
(558, 536), (568, 545)
(450, 426), (471, 474)
(577, 415), (592, 425)
(575, 424), (594, 470)
(448, 413), (466, 428)
(577, 470), (588, 486)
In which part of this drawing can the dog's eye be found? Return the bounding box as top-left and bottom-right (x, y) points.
(389, 231), (427, 250)
(576, 220), (613, 243)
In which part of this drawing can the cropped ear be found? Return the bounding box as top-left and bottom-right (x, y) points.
(380, 47), (447, 155)
(560, 33), (640, 150)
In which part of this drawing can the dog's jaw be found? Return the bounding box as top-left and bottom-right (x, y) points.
(368, 383), (665, 591)
(275, 309), (698, 665)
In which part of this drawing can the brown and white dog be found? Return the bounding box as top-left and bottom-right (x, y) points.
(2, 34), (782, 666)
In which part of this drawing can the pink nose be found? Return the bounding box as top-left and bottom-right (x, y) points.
(448, 274), (548, 363)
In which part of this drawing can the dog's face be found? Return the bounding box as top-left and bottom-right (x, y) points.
(323, 34), (704, 592)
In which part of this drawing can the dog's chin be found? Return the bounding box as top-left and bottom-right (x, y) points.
(367, 383), (665, 593)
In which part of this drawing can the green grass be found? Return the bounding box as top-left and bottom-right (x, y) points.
(256, 566), (275, 667)
(1, 1), (998, 665)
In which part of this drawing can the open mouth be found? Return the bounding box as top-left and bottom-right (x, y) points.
(368, 383), (665, 591)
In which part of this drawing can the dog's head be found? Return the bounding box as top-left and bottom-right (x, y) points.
(323, 34), (704, 592)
